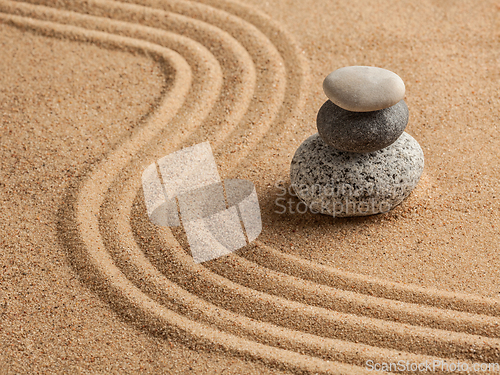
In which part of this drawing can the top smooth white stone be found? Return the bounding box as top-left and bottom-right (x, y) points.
(323, 66), (405, 112)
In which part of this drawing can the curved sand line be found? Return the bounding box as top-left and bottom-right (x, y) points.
(21, 0), (287, 159)
(192, 0), (311, 166)
(16, 0), (259, 151)
(119, 0), (288, 154)
(0, 3), (374, 374)
(1, 0), (255, 151)
(248, 241), (500, 316)
(6, 0), (499, 373)
(145, 228), (500, 362)
(117, 0), (307, 165)
(206, 248), (500, 337)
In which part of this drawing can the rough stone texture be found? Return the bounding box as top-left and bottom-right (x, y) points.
(323, 66), (405, 112)
(290, 132), (424, 217)
(317, 99), (409, 153)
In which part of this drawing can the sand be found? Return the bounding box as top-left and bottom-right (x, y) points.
(1, 0), (500, 373)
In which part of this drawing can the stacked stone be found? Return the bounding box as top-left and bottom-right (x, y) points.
(290, 66), (424, 217)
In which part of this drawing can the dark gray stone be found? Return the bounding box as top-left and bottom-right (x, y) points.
(289, 132), (424, 217)
(316, 99), (409, 153)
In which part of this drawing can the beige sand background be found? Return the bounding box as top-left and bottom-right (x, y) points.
(1, 0), (499, 373)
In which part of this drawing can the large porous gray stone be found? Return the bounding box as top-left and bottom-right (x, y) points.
(290, 132), (424, 217)
(323, 66), (405, 112)
(317, 99), (409, 153)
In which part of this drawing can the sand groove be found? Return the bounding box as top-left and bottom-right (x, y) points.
(3, 0), (499, 373)
(114, 0), (308, 167)
(144, 230), (500, 362)
(15, 0), (261, 150)
(20, 0), (287, 160)
(247, 241), (500, 316)
(206, 250), (500, 337)
(1, 0), (257, 148)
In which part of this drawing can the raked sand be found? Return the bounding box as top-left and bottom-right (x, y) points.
(1, 0), (500, 373)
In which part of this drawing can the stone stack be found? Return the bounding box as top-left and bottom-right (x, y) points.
(290, 66), (424, 217)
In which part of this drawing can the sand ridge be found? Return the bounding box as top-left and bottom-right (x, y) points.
(1, 0), (500, 373)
